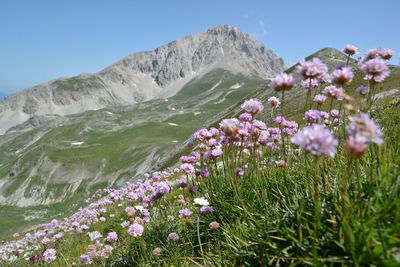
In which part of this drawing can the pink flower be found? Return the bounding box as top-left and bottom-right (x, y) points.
(240, 99), (264, 114)
(330, 109), (340, 118)
(153, 247), (162, 256)
(211, 148), (223, 158)
(275, 160), (286, 168)
(235, 168), (244, 176)
(347, 113), (383, 145)
(304, 110), (322, 123)
(121, 221), (130, 228)
(106, 232), (118, 243)
(209, 221), (220, 230)
(360, 58), (390, 83)
(313, 94), (327, 105)
(125, 206), (136, 216)
(360, 58), (389, 76)
(323, 85), (344, 100)
(200, 206), (214, 215)
(128, 223), (144, 237)
(80, 254), (92, 265)
(101, 245), (113, 258)
(297, 58), (328, 79)
(180, 163), (195, 174)
(179, 208), (192, 218)
(267, 96), (280, 108)
(41, 237), (51, 245)
(219, 118), (239, 137)
(42, 248), (57, 262)
(168, 232), (180, 241)
(291, 125), (338, 157)
(88, 231), (102, 241)
(356, 86), (369, 96)
(239, 113), (252, 121)
(346, 135), (369, 157)
(269, 73), (295, 91)
(379, 48), (394, 60)
(343, 44), (359, 55)
(332, 67), (354, 85)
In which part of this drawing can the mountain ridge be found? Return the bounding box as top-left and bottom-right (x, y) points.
(0, 24), (284, 134)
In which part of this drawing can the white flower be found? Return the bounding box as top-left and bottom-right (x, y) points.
(194, 197), (209, 206)
(135, 205), (144, 211)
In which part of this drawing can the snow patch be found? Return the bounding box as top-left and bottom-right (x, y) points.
(168, 123), (179, 126)
(172, 140), (178, 143)
(71, 142), (84, 145)
(210, 81), (222, 91)
(230, 82), (244, 89)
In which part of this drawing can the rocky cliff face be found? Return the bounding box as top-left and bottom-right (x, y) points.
(0, 24), (284, 134)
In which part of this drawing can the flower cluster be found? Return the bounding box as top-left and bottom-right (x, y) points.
(269, 73), (295, 91)
(291, 125), (338, 158)
(346, 113), (383, 156)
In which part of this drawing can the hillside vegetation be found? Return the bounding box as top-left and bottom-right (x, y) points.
(1, 46), (399, 266)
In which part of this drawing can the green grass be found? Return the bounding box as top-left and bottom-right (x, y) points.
(52, 75), (105, 92)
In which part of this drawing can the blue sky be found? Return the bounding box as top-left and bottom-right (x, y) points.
(1, 0), (399, 94)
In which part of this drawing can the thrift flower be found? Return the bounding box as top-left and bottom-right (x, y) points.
(168, 232), (179, 241)
(346, 135), (369, 157)
(267, 96), (281, 107)
(313, 94), (327, 105)
(347, 113), (383, 145)
(80, 254), (92, 265)
(209, 221), (220, 230)
(297, 58), (328, 79)
(356, 86), (369, 96)
(241, 99), (264, 114)
(200, 206), (214, 215)
(360, 58), (390, 82)
(88, 231), (102, 241)
(269, 73), (295, 91)
(179, 208), (192, 218)
(343, 44), (359, 55)
(332, 67), (354, 85)
(42, 248), (56, 262)
(128, 223), (144, 237)
(106, 232), (118, 243)
(153, 247), (162, 256)
(291, 125), (338, 157)
(180, 163), (195, 174)
(219, 118), (239, 137)
(323, 85), (344, 100)
(235, 167), (244, 176)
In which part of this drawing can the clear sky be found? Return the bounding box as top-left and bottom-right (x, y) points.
(1, 0), (399, 94)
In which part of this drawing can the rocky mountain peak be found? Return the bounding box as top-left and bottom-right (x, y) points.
(0, 25), (284, 134)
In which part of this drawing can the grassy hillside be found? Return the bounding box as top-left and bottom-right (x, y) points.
(0, 47), (400, 266)
(0, 48), (399, 266)
(0, 69), (263, 238)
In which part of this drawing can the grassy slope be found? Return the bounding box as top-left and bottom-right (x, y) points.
(0, 69), (262, 238)
(4, 71), (399, 267)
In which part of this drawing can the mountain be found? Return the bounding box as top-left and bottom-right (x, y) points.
(0, 24), (283, 135)
(0, 92), (8, 101)
(0, 25), (285, 237)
